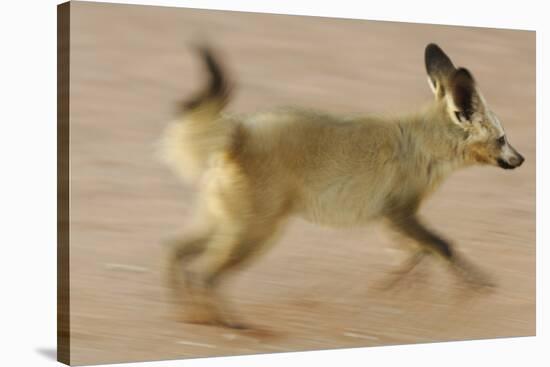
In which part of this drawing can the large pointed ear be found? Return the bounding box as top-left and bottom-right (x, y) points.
(448, 67), (481, 123)
(425, 43), (455, 98)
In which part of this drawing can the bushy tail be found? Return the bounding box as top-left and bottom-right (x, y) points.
(158, 45), (234, 183)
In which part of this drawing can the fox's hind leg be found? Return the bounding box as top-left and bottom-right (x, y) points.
(387, 214), (495, 289)
(177, 159), (288, 328)
(164, 228), (211, 295)
(182, 220), (283, 328)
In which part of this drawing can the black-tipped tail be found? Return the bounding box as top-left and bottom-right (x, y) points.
(180, 45), (232, 113)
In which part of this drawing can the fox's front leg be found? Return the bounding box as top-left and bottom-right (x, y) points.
(388, 214), (495, 289)
(376, 249), (428, 290)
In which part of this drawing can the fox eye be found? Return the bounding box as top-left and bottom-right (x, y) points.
(497, 136), (506, 146)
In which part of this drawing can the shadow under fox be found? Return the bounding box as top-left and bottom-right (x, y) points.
(159, 43), (524, 328)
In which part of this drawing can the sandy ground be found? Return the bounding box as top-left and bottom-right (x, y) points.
(66, 2), (536, 365)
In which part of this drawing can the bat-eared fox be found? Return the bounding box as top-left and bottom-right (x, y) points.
(159, 43), (524, 328)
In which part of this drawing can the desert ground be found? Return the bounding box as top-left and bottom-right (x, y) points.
(66, 2), (535, 365)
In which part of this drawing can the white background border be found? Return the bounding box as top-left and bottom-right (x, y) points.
(0, 0), (546, 366)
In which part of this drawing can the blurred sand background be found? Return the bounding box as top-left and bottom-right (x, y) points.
(67, 2), (535, 365)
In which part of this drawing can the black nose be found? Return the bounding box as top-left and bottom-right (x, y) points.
(508, 154), (525, 167)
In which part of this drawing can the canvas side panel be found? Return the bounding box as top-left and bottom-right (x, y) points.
(57, 2), (70, 365)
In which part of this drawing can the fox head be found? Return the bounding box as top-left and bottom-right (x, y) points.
(424, 43), (524, 170)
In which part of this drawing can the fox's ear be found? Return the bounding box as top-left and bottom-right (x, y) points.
(448, 67), (480, 123)
(425, 43), (455, 98)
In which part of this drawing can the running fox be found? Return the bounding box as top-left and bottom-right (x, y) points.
(159, 43), (524, 328)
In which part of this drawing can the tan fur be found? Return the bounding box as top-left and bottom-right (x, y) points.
(160, 44), (524, 328)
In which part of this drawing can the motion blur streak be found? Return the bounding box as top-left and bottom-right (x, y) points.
(66, 2), (535, 365)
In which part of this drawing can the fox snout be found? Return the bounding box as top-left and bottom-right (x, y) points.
(497, 143), (525, 169)
(497, 154), (524, 169)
